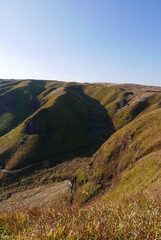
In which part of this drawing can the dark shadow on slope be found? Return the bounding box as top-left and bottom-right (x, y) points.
(8, 85), (116, 171)
(0, 80), (46, 136)
(131, 100), (150, 119)
(65, 84), (116, 142)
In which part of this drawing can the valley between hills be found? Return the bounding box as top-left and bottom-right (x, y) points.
(0, 79), (161, 239)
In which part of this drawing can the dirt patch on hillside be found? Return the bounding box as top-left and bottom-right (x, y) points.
(0, 180), (72, 211)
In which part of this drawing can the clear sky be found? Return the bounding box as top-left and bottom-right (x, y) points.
(0, 0), (161, 86)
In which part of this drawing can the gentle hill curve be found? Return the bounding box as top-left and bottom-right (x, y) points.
(0, 79), (160, 208)
(76, 108), (161, 204)
(0, 83), (115, 170)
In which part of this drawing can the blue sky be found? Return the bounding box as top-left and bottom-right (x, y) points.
(0, 0), (161, 86)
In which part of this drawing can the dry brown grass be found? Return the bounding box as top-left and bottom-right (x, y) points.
(0, 191), (160, 239)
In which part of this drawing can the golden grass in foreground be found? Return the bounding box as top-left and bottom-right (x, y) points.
(0, 191), (161, 239)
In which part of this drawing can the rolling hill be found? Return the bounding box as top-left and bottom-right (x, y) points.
(0, 79), (161, 238)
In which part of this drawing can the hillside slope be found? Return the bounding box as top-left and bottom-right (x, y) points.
(0, 82), (115, 170)
(0, 79), (160, 208)
(0, 80), (46, 136)
(73, 108), (161, 204)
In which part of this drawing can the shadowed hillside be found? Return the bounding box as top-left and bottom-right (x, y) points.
(0, 81), (116, 170)
(76, 108), (161, 204)
(0, 79), (160, 218)
(0, 80), (46, 136)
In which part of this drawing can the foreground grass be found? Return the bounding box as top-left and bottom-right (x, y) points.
(0, 192), (160, 239)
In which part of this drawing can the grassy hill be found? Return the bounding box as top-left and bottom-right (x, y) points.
(0, 79), (161, 239)
(0, 80), (46, 136)
(0, 81), (116, 170)
(90, 108), (161, 200)
(0, 80), (160, 171)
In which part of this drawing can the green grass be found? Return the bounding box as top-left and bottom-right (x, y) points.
(84, 83), (161, 130)
(0, 80), (161, 239)
(0, 80), (160, 207)
(75, 171), (88, 186)
(0, 80), (46, 136)
(0, 113), (14, 135)
(103, 150), (161, 202)
(0, 82), (116, 170)
(73, 108), (161, 205)
(93, 108), (161, 171)
(78, 181), (101, 203)
(1, 88), (105, 170)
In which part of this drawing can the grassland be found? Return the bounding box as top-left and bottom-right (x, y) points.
(0, 79), (161, 239)
(0, 81), (116, 170)
(0, 190), (160, 239)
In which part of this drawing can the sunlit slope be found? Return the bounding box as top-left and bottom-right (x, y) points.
(0, 80), (160, 207)
(103, 150), (161, 202)
(84, 83), (161, 129)
(87, 108), (161, 202)
(0, 79), (71, 137)
(0, 79), (160, 174)
(0, 85), (115, 170)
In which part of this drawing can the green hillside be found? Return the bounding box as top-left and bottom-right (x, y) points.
(0, 80), (46, 136)
(0, 79), (160, 204)
(0, 80), (161, 239)
(0, 82), (115, 170)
